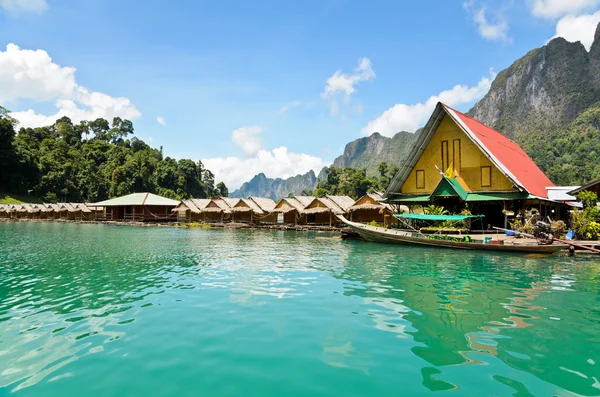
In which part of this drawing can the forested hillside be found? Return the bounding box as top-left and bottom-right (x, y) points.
(0, 107), (227, 202)
(311, 162), (399, 200)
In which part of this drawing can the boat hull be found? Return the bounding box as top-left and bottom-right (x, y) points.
(338, 217), (567, 254)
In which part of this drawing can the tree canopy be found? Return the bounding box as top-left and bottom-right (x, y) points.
(312, 162), (399, 199)
(0, 110), (227, 202)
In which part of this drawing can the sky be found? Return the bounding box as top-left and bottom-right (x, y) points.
(1, 0), (600, 189)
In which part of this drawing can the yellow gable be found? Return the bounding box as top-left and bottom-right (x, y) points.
(401, 115), (516, 195)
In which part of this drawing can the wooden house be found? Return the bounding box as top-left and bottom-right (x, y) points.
(0, 204), (11, 218)
(303, 195), (354, 226)
(385, 102), (563, 228)
(91, 193), (180, 221)
(173, 199), (212, 222)
(247, 197), (278, 223)
(221, 197), (277, 224)
(348, 192), (396, 225)
(272, 197), (308, 224)
(568, 181), (600, 200)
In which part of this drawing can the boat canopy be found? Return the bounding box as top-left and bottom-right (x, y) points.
(393, 213), (485, 221)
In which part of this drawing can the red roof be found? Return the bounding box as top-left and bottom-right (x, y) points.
(443, 104), (553, 198)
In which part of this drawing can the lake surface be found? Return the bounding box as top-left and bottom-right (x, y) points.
(1, 222), (599, 396)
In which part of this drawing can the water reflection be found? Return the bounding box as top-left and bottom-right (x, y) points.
(339, 241), (600, 395)
(1, 223), (600, 396)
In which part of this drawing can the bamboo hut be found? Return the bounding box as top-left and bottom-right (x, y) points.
(348, 192), (398, 226)
(58, 203), (79, 220)
(199, 199), (227, 222)
(42, 204), (56, 220)
(48, 203), (66, 219)
(90, 193), (180, 221)
(0, 204), (9, 218)
(85, 204), (105, 220)
(303, 195), (353, 226)
(247, 197), (278, 223)
(325, 195), (355, 214)
(13, 204), (28, 219)
(172, 199), (212, 222)
(31, 203), (51, 219)
(72, 203), (93, 220)
(224, 198), (256, 223)
(272, 197), (308, 224)
(203, 198), (232, 222)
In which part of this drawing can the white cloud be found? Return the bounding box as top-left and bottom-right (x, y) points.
(156, 116), (166, 126)
(203, 147), (327, 190)
(550, 10), (600, 50)
(279, 100), (301, 114)
(322, 57), (375, 116)
(464, 1), (510, 42)
(529, 0), (600, 19)
(232, 126), (263, 156)
(0, 43), (140, 128)
(361, 71), (495, 137)
(0, 0), (47, 14)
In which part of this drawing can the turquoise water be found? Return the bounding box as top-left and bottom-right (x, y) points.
(1, 223), (599, 396)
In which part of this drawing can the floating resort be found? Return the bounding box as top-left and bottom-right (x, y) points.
(2, 103), (598, 253)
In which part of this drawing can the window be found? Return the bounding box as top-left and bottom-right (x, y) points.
(452, 139), (461, 172)
(481, 166), (492, 187)
(441, 140), (449, 170)
(416, 170), (425, 189)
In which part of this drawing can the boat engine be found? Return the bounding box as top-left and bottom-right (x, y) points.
(533, 221), (554, 245)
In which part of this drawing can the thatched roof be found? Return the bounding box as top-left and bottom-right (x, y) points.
(210, 199), (232, 213)
(303, 206), (331, 214)
(273, 197), (306, 213)
(240, 198), (264, 215)
(349, 192), (394, 212)
(248, 197), (276, 212)
(294, 196), (316, 207)
(304, 196), (350, 215)
(173, 200), (199, 213)
(325, 195), (355, 211)
(59, 203), (78, 212)
(191, 199), (211, 210)
(174, 199), (222, 214)
(221, 197), (241, 208)
(70, 203), (91, 213)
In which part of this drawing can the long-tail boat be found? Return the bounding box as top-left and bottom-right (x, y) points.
(337, 214), (568, 254)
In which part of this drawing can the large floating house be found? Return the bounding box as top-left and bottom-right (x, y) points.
(92, 192), (180, 221)
(385, 102), (566, 228)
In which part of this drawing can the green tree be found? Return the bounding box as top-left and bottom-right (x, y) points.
(216, 182), (228, 197)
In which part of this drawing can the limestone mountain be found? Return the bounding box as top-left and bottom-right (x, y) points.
(331, 131), (418, 177)
(468, 22), (600, 184)
(469, 27), (600, 139)
(230, 170), (321, 200)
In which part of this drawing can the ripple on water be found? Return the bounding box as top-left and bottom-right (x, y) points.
(0, 223), (600, 396)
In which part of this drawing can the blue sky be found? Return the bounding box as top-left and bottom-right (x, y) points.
(1, 0), (600, 188)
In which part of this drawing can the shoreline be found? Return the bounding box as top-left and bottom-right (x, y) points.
(4, 218), (598, 254)
(0, 217), (345, 233)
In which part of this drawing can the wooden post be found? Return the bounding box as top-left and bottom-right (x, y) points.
(329, 211), (332, 227)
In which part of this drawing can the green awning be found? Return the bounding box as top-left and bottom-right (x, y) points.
(394, 213), (484, 221)
(387, 194), (431, 203)
(431, 177), (468, 200)
(465, 192), (529, 201)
